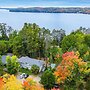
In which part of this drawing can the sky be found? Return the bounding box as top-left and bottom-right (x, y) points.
(0, 0), (90, 7)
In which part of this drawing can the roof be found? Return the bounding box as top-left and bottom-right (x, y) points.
(1, 55), (45, 71)
(1, 55), (7, 64)
(19, 56), (45, 68)
(1, 53), (13, 64)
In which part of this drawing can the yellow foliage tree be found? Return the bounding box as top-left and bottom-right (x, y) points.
(4, 75), (23, 90)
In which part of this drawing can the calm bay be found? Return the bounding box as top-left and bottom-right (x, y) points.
(0, 9), (90, 34)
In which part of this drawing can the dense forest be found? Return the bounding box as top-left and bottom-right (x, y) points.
(0, 23), (90, 90)
(4, 7), (90, 14)
(0, 23), (65, 58)
(0, 23), (90, 59)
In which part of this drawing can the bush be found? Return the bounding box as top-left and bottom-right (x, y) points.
(6, 55), (20, 74)
(31, 64), (40, 75)
(0, 56), (5, 75)
(20, 68), (32, 75)
(40, 70), (55, 89)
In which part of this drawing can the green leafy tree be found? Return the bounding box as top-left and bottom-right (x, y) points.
(61, 30), (88, 57)
(13, 23), (39, 57)
(48, 46), (63, 64)
(9, 30), (17, 53)
(84, 34), (90, 47)
(0, 40), (9, 55)
(31, 64), (40, 75)
(0, 23), (13, 40)
(0, 55), (4, 75)
(12, 36), (24, 56)
(40, 70), (55, 90)
(38, 27), (51, 58)
(0, 23), (15, 54)
(6, 55), (20, 74)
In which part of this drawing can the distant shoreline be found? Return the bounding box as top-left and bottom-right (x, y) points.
(0, 7), (90, 14)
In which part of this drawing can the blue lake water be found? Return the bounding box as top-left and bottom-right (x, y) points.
(0, 9), (90, 34)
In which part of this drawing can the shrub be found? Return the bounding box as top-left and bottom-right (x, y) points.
(20, 68), (32, 75)
(31, 64), (40, 75)
(6, 55), (20, 74)
(40, 70), (55, 89)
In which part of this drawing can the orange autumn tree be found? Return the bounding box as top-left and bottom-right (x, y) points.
(54, 51), (90, 84)
(22, 77), (44, 90)
(0, 78), (4, 90)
